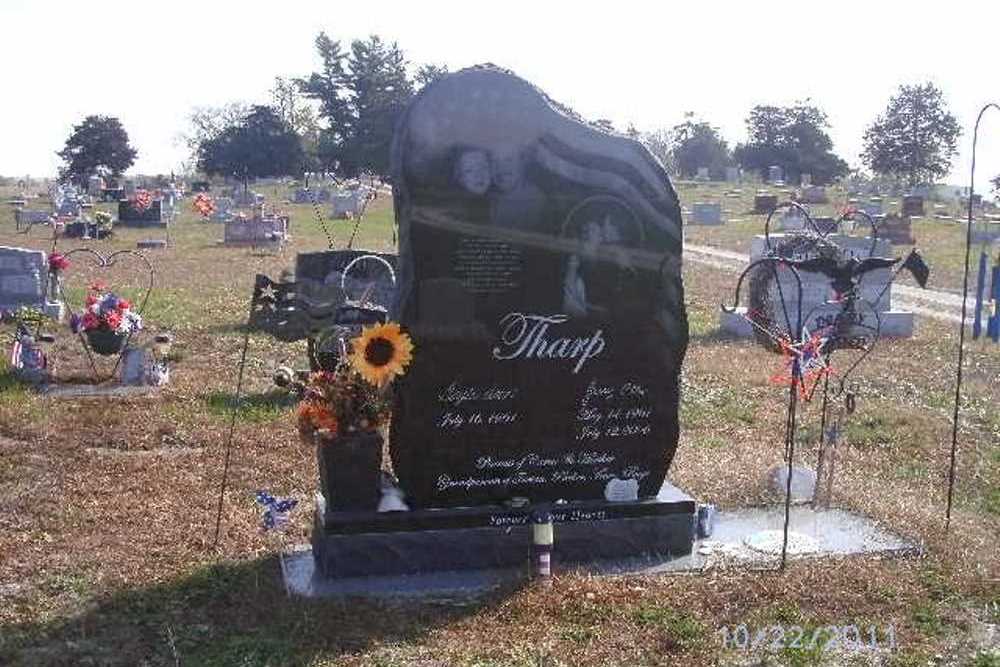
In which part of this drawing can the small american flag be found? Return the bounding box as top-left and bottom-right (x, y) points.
(10, 327), (46, 371)
(10, 337), (23, 369)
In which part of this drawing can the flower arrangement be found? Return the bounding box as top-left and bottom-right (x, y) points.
(296, 322), (413, 444)
(94, 210), (114, 232)
(350, 322), (414, 387)
(132, 189), (153, 212)
(48, 252), (70, 274)
(193, 193), (215, 218)
(70, 283), (142, 336)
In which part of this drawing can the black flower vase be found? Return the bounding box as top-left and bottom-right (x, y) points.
(86, 328), (128, 356)
(317, 429), (382, 511)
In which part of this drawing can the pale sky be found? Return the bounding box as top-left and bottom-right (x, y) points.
(3, 0), (1000, 192)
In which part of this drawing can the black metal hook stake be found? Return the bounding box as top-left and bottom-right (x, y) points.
(779, 263), (804, 570)
(211, 296), (255, 549)
(947, 102), (1000, 533)
(305, 185), (336, 250)
(211, 234), (279, 547)
(722, 255), (805, 570)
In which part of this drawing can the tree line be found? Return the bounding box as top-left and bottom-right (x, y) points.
(642, 82), (961, 188)
(56, 35), (971, 192)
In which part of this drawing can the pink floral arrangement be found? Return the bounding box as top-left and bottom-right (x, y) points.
(70, 283), (142, 335)
(132, 189), (153, 212)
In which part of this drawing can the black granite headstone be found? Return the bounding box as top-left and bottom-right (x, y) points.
(118, 200), (164, 226)
(389, 66), (688, 508)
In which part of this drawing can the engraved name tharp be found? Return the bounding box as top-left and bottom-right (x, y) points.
(492, 313), (606, 374)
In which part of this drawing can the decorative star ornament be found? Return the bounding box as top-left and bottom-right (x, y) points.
(768, 326), (832, 401)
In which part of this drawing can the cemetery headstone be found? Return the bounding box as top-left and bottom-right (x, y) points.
(294, 188), (332, 204)
(860, 200), (883, 217)
(799, 185), (827, 205)
(690, 202), (723, 225)
(233, 189), (264, 208)
(800, 173), (812, 186)
(768, 165), (784, 184)
(725, 166), (740, 183)
(695, 167), (710, 181)
(754, 192), (778, 214)
(330, 188), (371, 219)
(878, 213), (915, 245)
(14, 209), (52, 230)
(719, 233), (914, 338)
(0, 246), (63, 319)
(118, 200), (164, 227)
(211, 197), (235, 222)
(222, 214), (289, 248)
(312, 67), (696, 580)
(389, 65), (688, 508)
(902, 195), (925, 217)
(55, 197), (81, 218)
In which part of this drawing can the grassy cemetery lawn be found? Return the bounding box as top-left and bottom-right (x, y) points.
(0, 185), (998, 665)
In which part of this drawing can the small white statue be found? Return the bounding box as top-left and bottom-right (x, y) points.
(377, 473), (410, 512)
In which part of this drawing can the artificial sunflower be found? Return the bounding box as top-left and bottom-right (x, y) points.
(350, 322), (414, 387)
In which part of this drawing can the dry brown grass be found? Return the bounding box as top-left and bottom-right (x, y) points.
(0, 184), (996, 665)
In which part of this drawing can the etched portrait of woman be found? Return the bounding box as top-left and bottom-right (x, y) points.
(453, 148), (492, 196)
(560, 195), (644, 320)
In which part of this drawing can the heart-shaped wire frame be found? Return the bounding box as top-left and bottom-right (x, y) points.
(56, 248), (155, 382)
(763, 201), (880, 257)
(724, 203), (887, 395)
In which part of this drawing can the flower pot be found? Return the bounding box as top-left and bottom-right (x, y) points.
(317, 429), (382, 512)
(85, 328), (128, 355)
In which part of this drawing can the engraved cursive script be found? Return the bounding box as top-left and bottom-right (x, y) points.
(492, 313), (606, 374)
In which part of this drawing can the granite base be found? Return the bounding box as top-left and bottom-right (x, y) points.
(312, 482), (696, 578)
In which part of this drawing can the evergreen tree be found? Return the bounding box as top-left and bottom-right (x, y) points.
(298, 33), (415, 177)
(415, 63), (449, 90)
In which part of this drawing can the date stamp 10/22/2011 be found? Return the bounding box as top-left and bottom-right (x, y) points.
(719, 624), (897, 653)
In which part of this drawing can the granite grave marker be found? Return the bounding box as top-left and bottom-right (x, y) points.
(754, 192), (778, 214)
(690, 202), (723, 225)
(0, 246), (63, 319)
(902, 194), (924, 217)
(389, 66), (688, 508)
(118, 199), (164, 226)
(719, 233), (914, 338)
